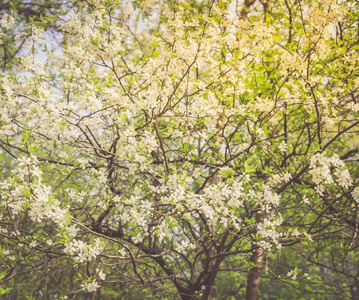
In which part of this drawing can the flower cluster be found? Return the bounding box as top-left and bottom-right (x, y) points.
(309, 153), (352, 194)
(64, 239), (103, 263)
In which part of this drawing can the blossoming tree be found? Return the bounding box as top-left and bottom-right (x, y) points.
(0, 0), (358, 299)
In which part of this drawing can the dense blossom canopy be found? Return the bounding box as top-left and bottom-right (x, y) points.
(0, 0), (358, 299)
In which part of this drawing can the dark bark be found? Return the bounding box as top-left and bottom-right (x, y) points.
(246, 213), (265, 300)
(245, 247), (264, 300)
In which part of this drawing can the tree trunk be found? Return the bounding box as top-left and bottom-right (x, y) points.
(202, 285), (215, 300)
(246, 213), (265, 300)
(201, 260), (218, 300)
(245, 247), (264, 300)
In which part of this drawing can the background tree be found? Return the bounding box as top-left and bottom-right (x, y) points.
(0, 0), (359, 299)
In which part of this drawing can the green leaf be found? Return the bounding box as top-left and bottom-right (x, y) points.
(244, 161), (256, 173)
(153, 49), (159, 58)
(128, 75), (135, 84)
